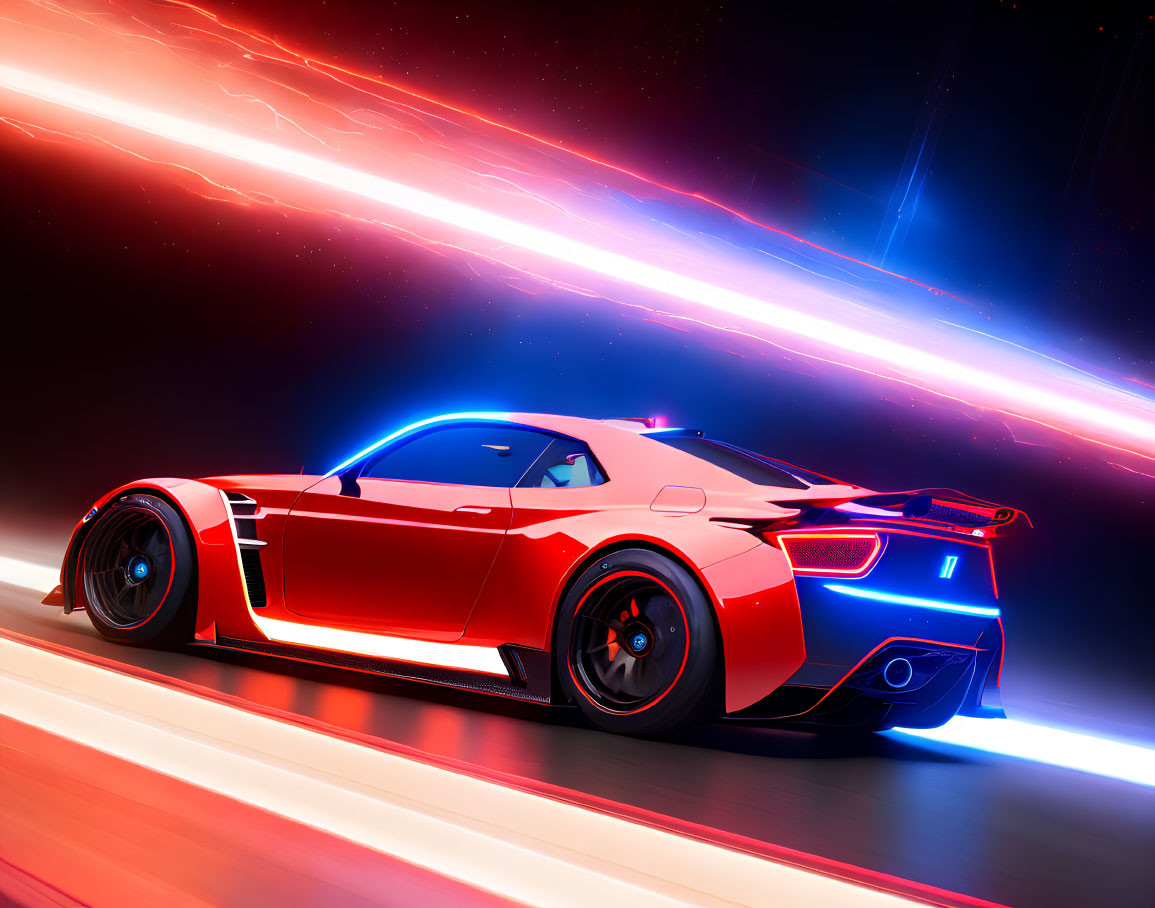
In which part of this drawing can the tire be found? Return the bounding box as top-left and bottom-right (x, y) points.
(80, 493), (196, 647)
(557, 548), (720, 735)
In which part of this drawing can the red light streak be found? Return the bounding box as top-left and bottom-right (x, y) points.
(0, 0), (1153, 465)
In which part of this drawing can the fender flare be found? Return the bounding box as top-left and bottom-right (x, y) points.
(62, 479), (246, 641)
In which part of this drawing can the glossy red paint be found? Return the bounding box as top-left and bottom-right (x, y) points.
(649, 485), (707, 513)
(701, 542), (805, 713)
(283, 475), (511, 639)
(52, 413), (1012, 718)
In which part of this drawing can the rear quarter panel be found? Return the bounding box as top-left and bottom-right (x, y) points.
(464, 481), (806, 713)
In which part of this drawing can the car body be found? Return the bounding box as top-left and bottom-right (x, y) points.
(46, 412), (1020, 734)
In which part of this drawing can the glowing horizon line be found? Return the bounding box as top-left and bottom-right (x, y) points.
(1, 63), (1152, 455)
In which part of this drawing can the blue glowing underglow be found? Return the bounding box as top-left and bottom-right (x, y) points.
(325, 412), (512, 476)
(889, 717), (1155, 787)
(939, 554), (959, 579)
(823, 583), (999, 617)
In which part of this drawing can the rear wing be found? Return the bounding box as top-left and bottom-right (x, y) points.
(835, 488), (1030, 534)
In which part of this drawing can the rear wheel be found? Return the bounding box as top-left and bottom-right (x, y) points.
(557, 549), (719, 735)
(81, 493), (195, 646)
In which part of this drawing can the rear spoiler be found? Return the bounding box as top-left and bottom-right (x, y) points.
(833, 488), (1030, 531)
(762, 488), (1029, 537)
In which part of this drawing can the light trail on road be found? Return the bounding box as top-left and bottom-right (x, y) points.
(3, 554), (1151, 789)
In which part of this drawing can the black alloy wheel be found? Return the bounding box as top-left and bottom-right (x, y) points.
(570, 572), (688, 712)
(557, 548), (719, 735)
(81, 493), (195, 646)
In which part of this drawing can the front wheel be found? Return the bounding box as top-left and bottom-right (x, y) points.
(556, 549), (720, 735)
(80, 493), (196, 647)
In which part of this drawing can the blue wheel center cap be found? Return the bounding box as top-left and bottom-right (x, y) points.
(127, 555), (151, 581)
(630, 632), (648, 652)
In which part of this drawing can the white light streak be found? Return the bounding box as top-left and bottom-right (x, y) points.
(891, 716), (1155, 787)
(0, 65), (1152, 455)
(0, 556), (58, 593)
(251, 613), (508, 676)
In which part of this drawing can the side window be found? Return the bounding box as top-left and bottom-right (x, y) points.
(362, 424), (553, 487)
(518, 438), (607, 488)
(650, 436), (808, 489)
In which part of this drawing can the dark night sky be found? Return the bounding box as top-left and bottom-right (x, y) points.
(1, 1), (1152, 740)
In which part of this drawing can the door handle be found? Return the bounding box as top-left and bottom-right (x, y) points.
(455, 506), (492, 514)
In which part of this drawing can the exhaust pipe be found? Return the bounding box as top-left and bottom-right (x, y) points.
(882, 657), (914, 689)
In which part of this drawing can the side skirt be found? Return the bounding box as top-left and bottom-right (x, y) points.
(205, 636), (553, 704)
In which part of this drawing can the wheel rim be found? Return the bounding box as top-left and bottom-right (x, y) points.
(82, 506), (174, 628)
(569, 571), (689, 713)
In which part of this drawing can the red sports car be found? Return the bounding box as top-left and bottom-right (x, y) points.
(46, 412), (1019, 735)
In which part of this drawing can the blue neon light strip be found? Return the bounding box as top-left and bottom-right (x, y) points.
(325, 411), (511, 476)
(939, 555), (958, 579)
(823, 583), (999, 617)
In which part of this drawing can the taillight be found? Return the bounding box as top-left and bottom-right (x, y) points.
(777, 532), (882, 576)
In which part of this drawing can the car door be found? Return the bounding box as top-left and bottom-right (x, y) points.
(282, 423), (555, 640)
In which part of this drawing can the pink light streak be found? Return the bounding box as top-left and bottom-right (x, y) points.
(0, 0), (1152, 464)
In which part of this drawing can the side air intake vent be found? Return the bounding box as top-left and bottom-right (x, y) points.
(239, 548), (268, 608)
(223, 491), (269, 608)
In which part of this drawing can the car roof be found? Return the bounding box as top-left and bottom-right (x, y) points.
(325, 411), (849, 496)
(327, 412), (657, 472)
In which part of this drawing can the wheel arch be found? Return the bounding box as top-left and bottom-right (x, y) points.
(66, 479), (244, 643)
(64, 484), (195, 612)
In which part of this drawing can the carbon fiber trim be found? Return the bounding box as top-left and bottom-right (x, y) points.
(215, 635), (552, 703)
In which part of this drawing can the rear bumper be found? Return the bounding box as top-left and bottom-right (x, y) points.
(728, 562), (1005, 728)
(731, 621), (1003, 729)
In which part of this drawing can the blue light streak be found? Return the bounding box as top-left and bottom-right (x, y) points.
(823, 583), (999, 617)
(939, 555), (959, 579)
(889, 717), (1155, 787)
(325, 412), (511, 476)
